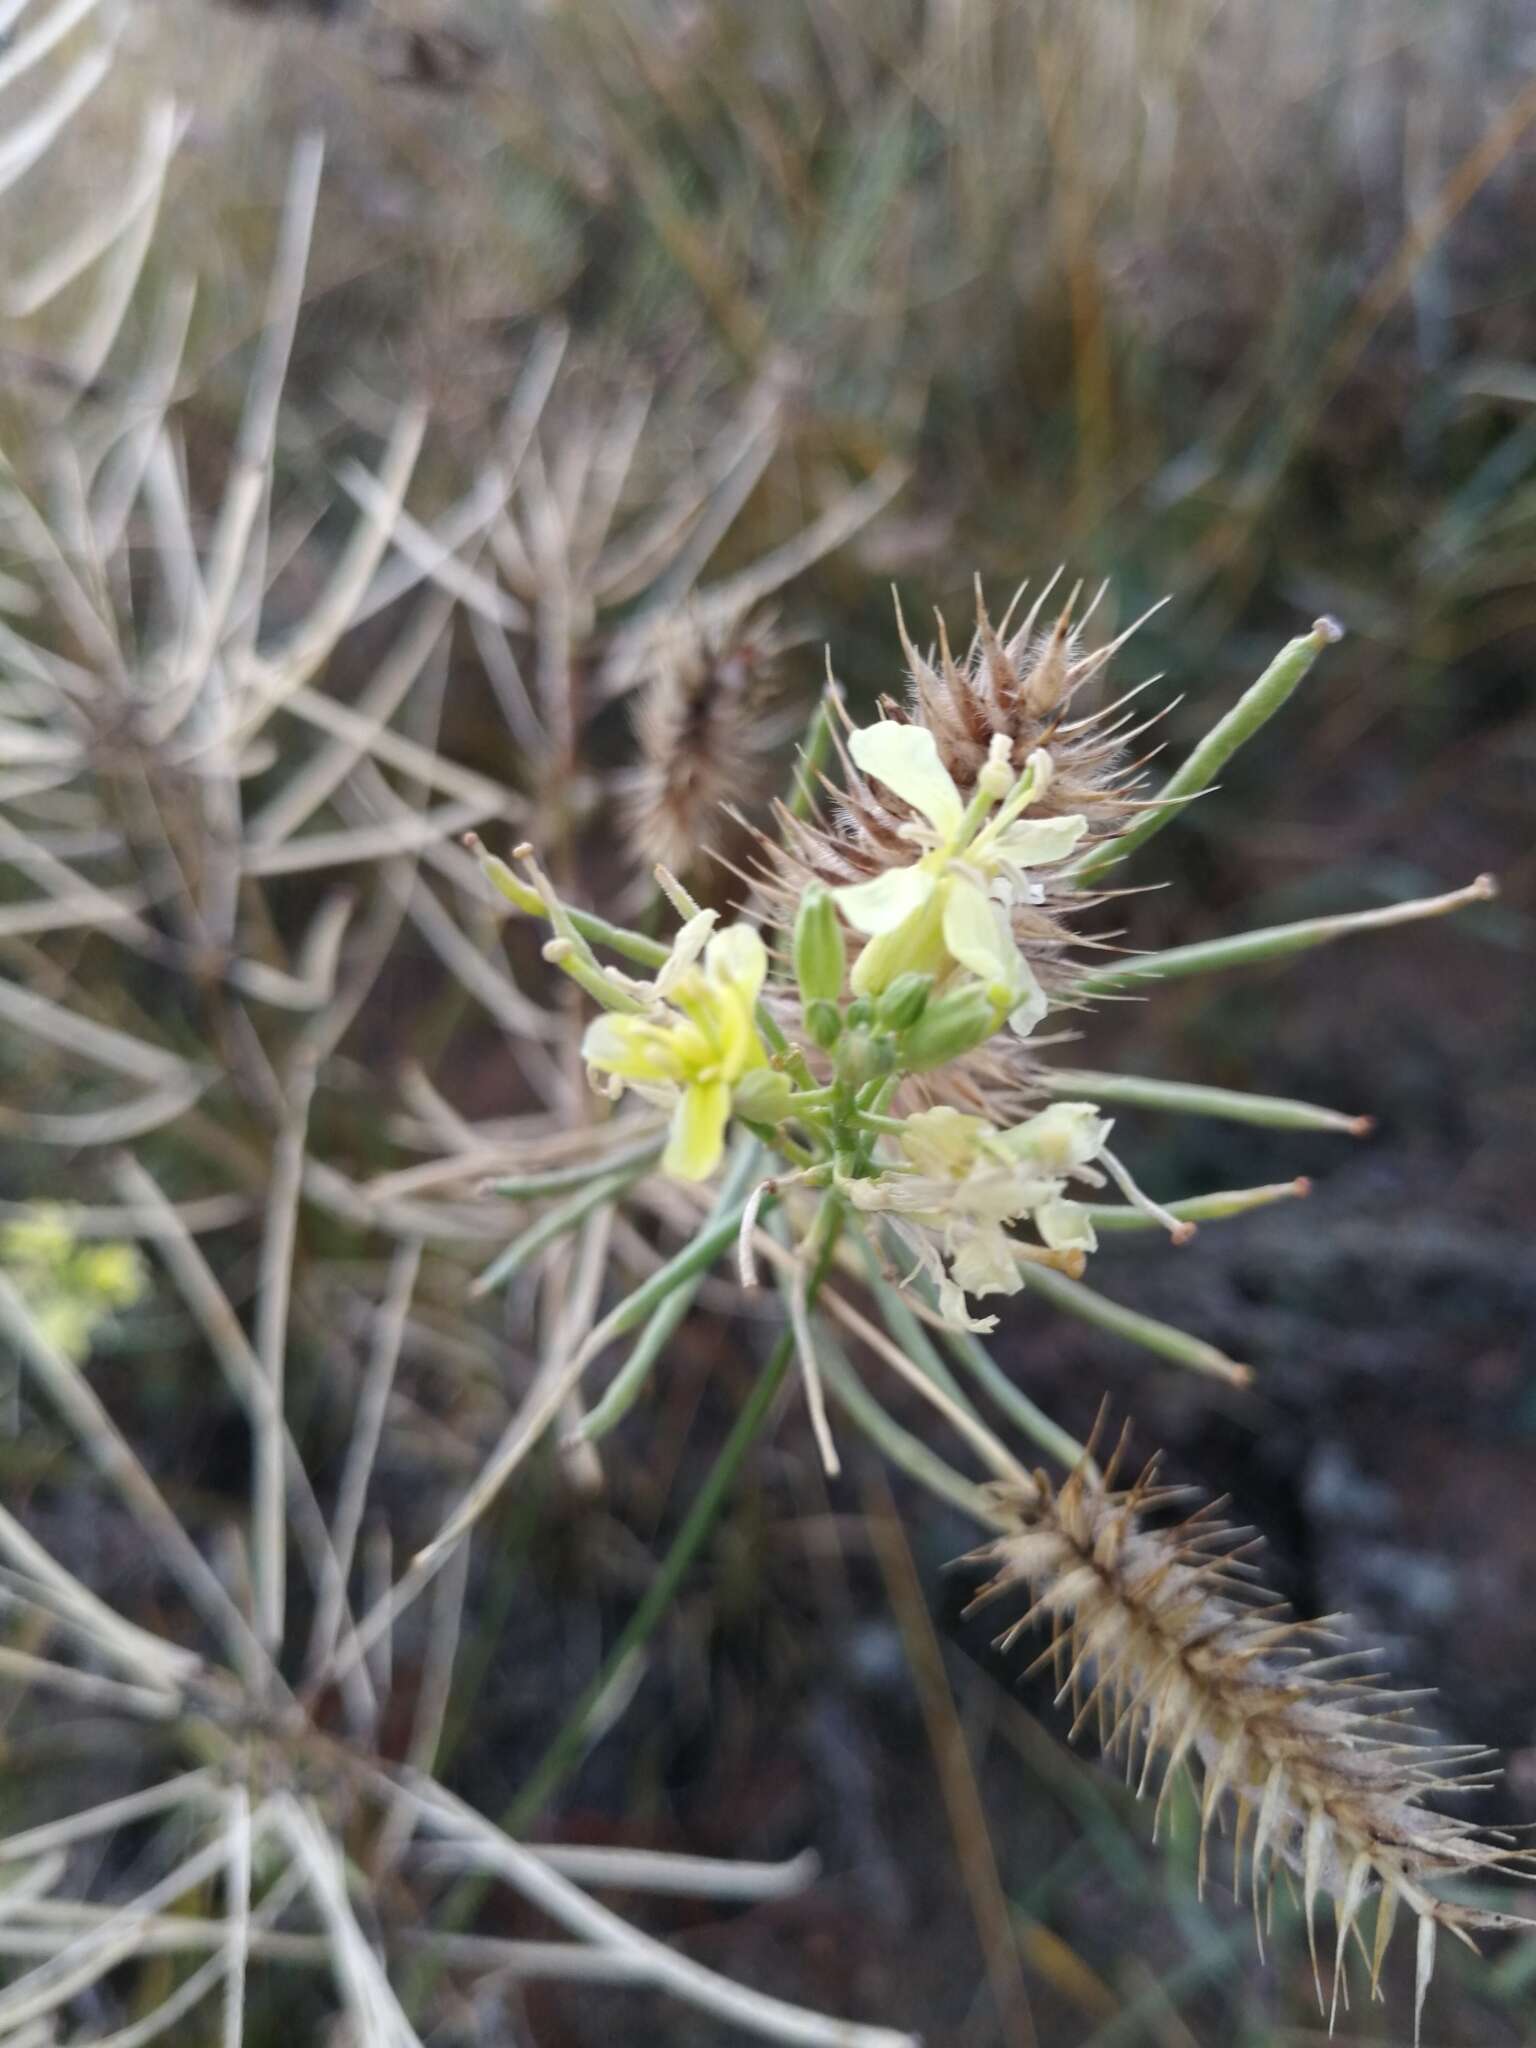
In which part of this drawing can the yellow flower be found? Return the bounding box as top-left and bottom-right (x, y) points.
(1, 1205), (144, 1363)
(831, 722), (1086, 1038)
(845, 1102), (1110, 1327)
(582, 925), (769, 1181)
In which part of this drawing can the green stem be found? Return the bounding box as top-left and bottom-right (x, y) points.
(937, 1325), (1092, 1474)
(1074, 619), (1340, 880)
(557, 906), (669, 968)
(1082, 1178), (1310, 1232)
(853, 1223), (1089, 1476)
(469, 1163), (650, 1298)
(472, 837), (671, 968)
(819, 1341), (992, 1520)
(1073, 874), (1495, 996)
(1009, 1264), (1250, 1387)
(483, 1136), (665, 1198)
(575, 1192), (760, 1355)
(785, 1086), (837, 1111)
(578, 1141), (763, 1443)
(507, 1200), (847, 1833)
(856, 1237), (974, 1412)
(1038, 1067), (1369, 1135)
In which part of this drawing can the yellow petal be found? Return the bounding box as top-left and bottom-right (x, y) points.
(941, 877), (1013, 982)
(704, 923), (767, 1003)
(1006, 1102), (1112, 1172)
(950, 1227), (1025, 1299)
(654, 909), (720, 996)
(848, 722), (964, 838)
(834, 864), (936, 937)
(582, 1014), (678, 1085)
(899, 1105), (991, 1178)
(1008, 958), (1049, 1038)
(664, 1079), (732, 1180)
(714, 989), (766, 1082)
(1036, 1197), (1098, 1253)
(994, 814), (1089, 867)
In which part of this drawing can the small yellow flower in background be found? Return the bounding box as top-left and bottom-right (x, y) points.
(582, 924), (770, 1181)
(0, 1207), (77, 1273)
(1, 1205), (145, 1363)
(831, 722), (1087, 1038)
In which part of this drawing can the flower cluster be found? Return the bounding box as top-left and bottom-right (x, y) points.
(845, 1101), (1111, 1329)
(0, 1205), (144, 1362)
(467, 584), (1515, 2042)
(477, 636), (1132, 1326)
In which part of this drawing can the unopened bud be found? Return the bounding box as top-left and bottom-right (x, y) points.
(793, 885), (846, 1006)
(733, 1068), (794, 1125)
(845, 998), (873, 1030)
(899, 984), (1002, 1071)
(805, 999), (842, 1050)
(977, 734), (1015, 800)
(834, 1029), (879, 1089)
(875, 972), (933, 1031)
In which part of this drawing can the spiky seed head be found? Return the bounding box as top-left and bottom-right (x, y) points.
(962, 1443), (1531, 2039)
(622, 603), (785, 885)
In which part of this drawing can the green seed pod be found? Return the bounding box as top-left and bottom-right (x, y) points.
(792, 884), (846, 1006)
(732, 1067), (795, 1126)
(805, 998), (842, 1050)
(875, 971), (933, 1032)
(899, 984), (1002, 1071)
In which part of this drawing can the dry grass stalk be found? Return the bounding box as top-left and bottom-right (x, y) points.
(963, 1431), (1532, 2038)
(621, 601), (789, 882)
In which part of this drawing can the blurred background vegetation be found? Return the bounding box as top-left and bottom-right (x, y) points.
(4, 0), (1535, 2040)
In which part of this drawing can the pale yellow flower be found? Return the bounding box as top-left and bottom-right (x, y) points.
(582, 925), (769, 1181)
(831, 722), (1086, 1038)
(844, 1101), (1110, 1326)
(1, 1206), (145, 1363)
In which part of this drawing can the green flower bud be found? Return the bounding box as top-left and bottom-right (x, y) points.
(732, 1067), (795, 1126)
(805, 998), (842, 1050)
(875, 971), (933, 1032)
(834, 1028), (878, 1089)
(792, 885), (846, 1006)
(898, 984), (1003, 1071)
(845, 998), (873, 1030)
